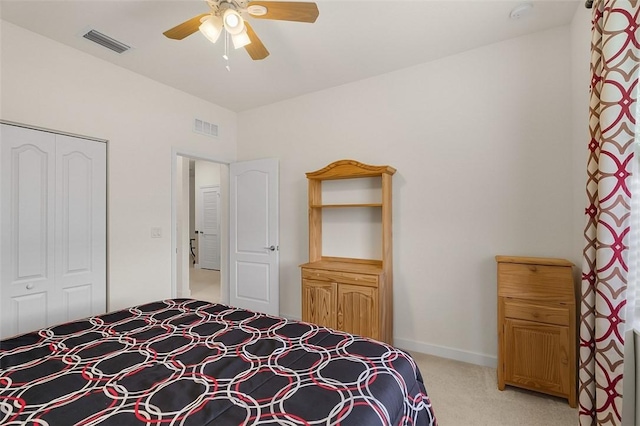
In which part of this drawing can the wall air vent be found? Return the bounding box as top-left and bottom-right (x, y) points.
(194, 119), (219, 138)
(82, 29), (131, 54)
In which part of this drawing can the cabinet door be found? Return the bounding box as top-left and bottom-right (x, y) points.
(337, 284), (378, 340)
(504, 318), (570, 396)
(302, 279), (336, 328)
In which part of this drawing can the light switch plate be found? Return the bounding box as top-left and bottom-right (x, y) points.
(151, 227), (162, 238)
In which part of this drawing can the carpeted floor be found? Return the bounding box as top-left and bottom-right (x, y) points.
(407, 351), (578, 425)
(189, 267), (220, 303)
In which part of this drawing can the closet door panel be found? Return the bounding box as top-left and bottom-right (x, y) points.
(1, 124), (56, 338)
(9, 293), (49, 335)
(55, 134), (106, 324)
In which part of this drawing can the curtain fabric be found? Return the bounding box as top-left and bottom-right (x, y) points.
(580, 1), (639, 425)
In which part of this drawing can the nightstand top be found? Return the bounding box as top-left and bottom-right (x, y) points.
(495, 255), (574, 267)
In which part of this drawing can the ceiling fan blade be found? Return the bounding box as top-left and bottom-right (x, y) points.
(163, 13), (209, 40)
(247, 1), (319, 23)
(244, 22), (270, 60)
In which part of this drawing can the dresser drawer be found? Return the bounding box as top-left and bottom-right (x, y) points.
(503, 298), (570, 326)
(498, 263), (574, 302)
(302, 268), (379, 287)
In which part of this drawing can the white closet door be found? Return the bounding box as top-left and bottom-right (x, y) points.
(0, 124), (107, 339)
(54, 134), (106, 324)
(1, 124), (56, 338)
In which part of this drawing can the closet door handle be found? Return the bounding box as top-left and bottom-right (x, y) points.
(26, 283), (34, 290)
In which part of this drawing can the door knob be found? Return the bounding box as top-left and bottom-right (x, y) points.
(264, 245), (277, 251)
(26, 283), (34, 290)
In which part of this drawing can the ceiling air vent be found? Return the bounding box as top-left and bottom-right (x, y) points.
(194, 119), (219, 138)
(82, 29), (130, 54)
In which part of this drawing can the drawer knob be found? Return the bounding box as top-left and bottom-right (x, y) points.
(528, 265), (538, 272)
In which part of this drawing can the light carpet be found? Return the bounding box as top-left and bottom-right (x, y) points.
(408, 351), (578, 425)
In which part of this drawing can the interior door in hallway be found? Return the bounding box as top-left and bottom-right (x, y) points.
(199, 185), (220, 270)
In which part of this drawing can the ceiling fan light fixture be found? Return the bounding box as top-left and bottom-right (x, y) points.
(199, 14), (223, 44)
(223, 8), (244, 35)
(231, 28), (251, 49)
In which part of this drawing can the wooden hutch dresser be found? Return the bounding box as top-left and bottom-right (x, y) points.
(300, 160), (395, 344)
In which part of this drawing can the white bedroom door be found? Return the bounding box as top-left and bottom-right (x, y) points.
(0, 123), (106, 339)
(198, 186), (220, 270)
(229, 159), (279, 315)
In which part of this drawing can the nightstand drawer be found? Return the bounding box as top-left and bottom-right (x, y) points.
(498, 263), (574, 302)
(302, 268), (379, 287)
(503, 299), (570, 326)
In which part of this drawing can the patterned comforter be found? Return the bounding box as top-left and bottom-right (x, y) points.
(0, 299), (437, 425)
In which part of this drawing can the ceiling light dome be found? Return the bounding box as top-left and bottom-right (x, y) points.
(509, 2), (533, 20)
(223, 8), (244, 35)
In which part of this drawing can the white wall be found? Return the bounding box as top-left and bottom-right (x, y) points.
(571, 4), (593, 280)
(190, 161), (196, 241)
(176, 156), (191, 298)
(196, 161), (222, 187)
(1, 21), (238, 311)
(238, 26), (583, 365)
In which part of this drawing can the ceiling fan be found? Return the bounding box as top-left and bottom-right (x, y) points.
(163, 0), (319, 60)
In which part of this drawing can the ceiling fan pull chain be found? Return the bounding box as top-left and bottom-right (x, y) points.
(224, 31), (231, 71)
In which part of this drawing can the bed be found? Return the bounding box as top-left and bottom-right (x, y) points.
(0, 298), (437, 425)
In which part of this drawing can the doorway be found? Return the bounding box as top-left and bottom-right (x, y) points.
(174, 154), (228, 305)
(172, 152), (279, 315)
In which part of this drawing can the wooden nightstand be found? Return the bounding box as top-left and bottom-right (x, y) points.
(496, 255), (577, 407)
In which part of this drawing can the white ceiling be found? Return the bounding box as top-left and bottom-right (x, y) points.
(0, 0), (580, 112)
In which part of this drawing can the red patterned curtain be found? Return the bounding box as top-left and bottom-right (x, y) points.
(580, 1), (639, 425)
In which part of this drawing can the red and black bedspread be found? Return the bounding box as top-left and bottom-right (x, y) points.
(0, 299), (436, 425)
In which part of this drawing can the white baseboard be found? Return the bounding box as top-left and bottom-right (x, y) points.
(394, 337), (497, 368)
(279, 312), (300, 321)
(277, 314), (497, 369)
